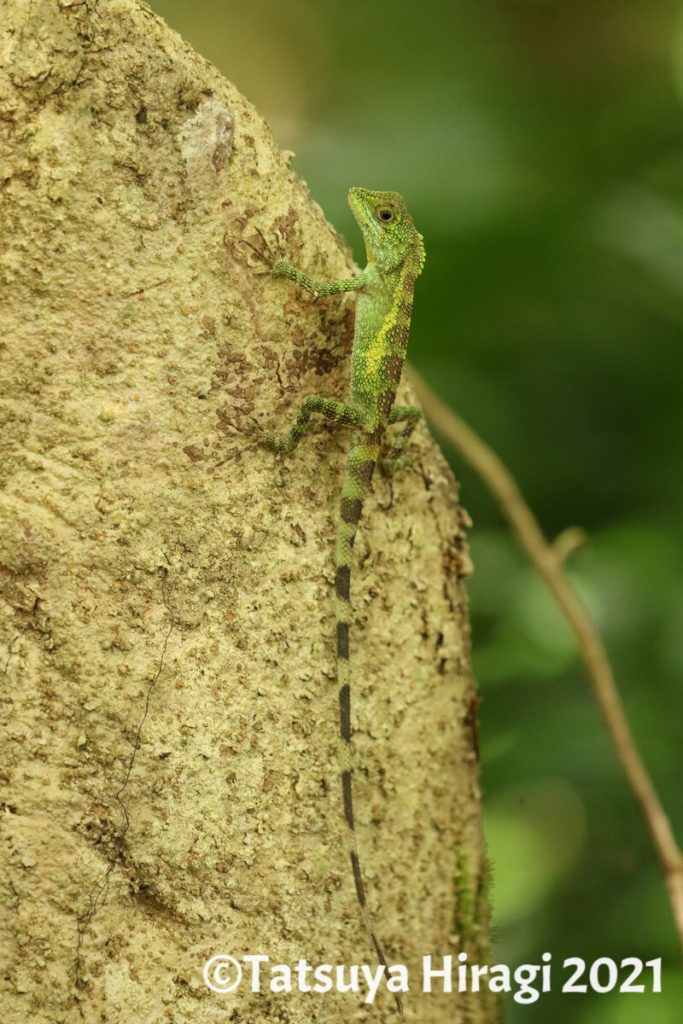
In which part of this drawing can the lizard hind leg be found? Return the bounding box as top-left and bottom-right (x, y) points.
(260, 395), (366, 455)
(381, 404), (421, 475)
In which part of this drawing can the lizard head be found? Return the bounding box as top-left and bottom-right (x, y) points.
(347, 187), (425, 275)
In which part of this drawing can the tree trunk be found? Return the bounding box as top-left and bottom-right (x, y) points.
(0, 2), (494, 1021)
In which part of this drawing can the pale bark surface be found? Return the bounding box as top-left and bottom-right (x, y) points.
(0, 2), (493, 1022)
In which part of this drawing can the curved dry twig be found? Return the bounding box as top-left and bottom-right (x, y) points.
(408, 364), (683, 951)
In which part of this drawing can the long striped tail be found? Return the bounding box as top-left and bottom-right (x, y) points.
(335, 438), (403, 1017)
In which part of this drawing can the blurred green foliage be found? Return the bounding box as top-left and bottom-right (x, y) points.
(152, 1), (683, 1018)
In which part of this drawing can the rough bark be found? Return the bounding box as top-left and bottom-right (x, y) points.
(0, 2), (493, 1022)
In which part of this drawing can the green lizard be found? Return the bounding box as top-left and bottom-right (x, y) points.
(262, 187), (425, 1015)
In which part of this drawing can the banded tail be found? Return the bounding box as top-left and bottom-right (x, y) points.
(335, 436), (403, 1016)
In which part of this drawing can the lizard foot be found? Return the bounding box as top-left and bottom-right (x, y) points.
(238, 226), (283, 273)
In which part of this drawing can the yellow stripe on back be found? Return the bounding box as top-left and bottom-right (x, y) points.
(362, 261), (412, 378)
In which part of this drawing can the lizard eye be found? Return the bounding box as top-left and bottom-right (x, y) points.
(377, 207), (394, 223)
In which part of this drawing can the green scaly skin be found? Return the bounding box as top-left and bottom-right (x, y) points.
(263, 187), (425, 1016)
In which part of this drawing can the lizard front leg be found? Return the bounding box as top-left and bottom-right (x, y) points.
(262, 395), (366, 455)
(272, 258), (370, 297)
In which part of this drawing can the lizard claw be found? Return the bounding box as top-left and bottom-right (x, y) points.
(238, 226), (282, 272)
